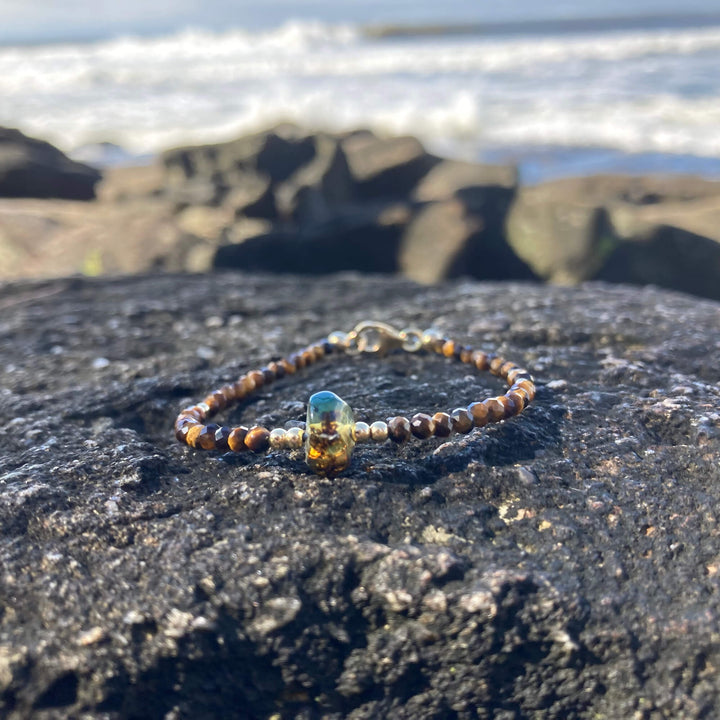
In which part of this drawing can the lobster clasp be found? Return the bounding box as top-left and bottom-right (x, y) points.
(348, 321), (404, 355)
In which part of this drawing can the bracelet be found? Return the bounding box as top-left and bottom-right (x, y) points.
(174, 321), (536, 477)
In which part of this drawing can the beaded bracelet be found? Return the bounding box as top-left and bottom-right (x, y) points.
(174, 321), (536, 477)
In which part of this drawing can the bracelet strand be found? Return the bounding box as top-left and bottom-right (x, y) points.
(174, 321), (536, 476)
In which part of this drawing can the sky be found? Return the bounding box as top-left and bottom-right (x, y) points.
(1, 0), (719, 44)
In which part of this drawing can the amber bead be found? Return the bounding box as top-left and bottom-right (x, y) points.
(410, 413), (435, 439)
(228, 426), (249, 452)
(214, 426), (231, 451)
(245, 426), (271, 453)
(473, 351), (489, 371)
(432, 412), (454, 437)
(450, 408), (473, 434)
(484, 398), (506, 422)
(387, 416), (411, 443)
(186, 425), (203, 448)
(468, 401), (489, 427)
(442, 340), (455, 358)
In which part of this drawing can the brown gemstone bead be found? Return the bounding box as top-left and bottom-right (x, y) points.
(459, 347), (473, 364)
(506, 391), (527, 413)
(410, 413), (435, 439)
(261, 367), (276, 384)
(450, 408), (473, 434)
(248, 370), (265, 388)
(280, 358), (296, 375)
(301, 349), (315, 366)
(472, 351), (489, 371)
(215, 426), (232, 451)
(220, 384), (237, 402)
(512, 386), (532, 407)
(175, 417), (197, 442)
(197, 423), (220, 450)
(432, 412), (454, 437)
(468, 401), (489, 427)
(204, 391), (227, 413)
(270, 361), (286, 379)
(515, 379), (536, 402)
(490, 356), (505, 375)
(228, 426), (249, 452)
(484, 398), (506, 422)
(442, 340), (456, 358)
(312, 344), (325, 361)
(186, 424), (203, 448)
(289, 352), (304, 370)
(387, 416), (411, 443)
(497, 395), (517, 419)
(179, 406), (203, 421)
(245, 426), (271, 453)
(500, 361), (517, 378)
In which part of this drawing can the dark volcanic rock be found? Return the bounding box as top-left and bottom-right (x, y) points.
(1, 274), (719, 718)
(0, 127), (101, 200)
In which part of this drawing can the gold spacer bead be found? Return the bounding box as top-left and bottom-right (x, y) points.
(369, 421), (388, 442)
(285, 426), (304, 450)
(269, 428), (287, 450)
(354, 421), (371, 443)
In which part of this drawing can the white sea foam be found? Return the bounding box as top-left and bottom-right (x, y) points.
(2, 20), (720, 163)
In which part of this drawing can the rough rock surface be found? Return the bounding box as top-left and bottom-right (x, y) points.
(1, 273), (719, 719)
(0, 127), (101, 200)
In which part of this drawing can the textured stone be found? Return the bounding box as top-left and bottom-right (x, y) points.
(2, 274), (718, 717)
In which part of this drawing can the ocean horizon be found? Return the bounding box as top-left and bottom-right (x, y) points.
(3, 0), (720, 183)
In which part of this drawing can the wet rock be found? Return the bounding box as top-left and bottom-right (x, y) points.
(0, 274), (719, 718)
(0, 126), (101, 200)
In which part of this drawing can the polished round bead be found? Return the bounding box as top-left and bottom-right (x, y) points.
(215, 426), (232, 451)
(285, 426), (304, 450)
(410, 413), (435, 439)
(269, 361), (285, 380)
(228, 426), (249, 452)
(387, 416), (411, 443)
(515, 379), (536, 402)
(506, 391), (526, 413)
(468, 401), (489, 427)
(196, 424), (220, 450)
(220, 384), (237, 402)
(269, 428), (287, 450)
(484, 398), (506, 422)
(500, 361), (517, 378)
(301, 349), (315, 366)
(280, 358), (296, 375)
(512, 386), (532, 407)
(185, 424), (203, 448)
(432, 412), (454, 437)
(236, 375), (256, 396)
(369, 421), (389, 442)
(261, 367), (276, 384)
(312, 344), (325, 361)
(354, 421), (371, 443)
(450, 408), (473, 434)
(288, 352), (304, 370)
(459, 347), (474, 363)
(245, 426), (271, 453)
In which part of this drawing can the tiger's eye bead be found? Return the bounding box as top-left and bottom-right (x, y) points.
(450, 408), (473, 434)
(472, 351), (489, 371)
(497, 395), (518, 419)
(515, 379), (536, 401)
(354, 421), (371, 443)
(269, 428), (287, 450)
(312, 344), (325, 361)
(490, 356), (505, 375)
(204, 392), (226, 413)
(442, 340), (456, 358)
(512, 387), (531, 407)
(305, 391), (355, 476)
(245, 426), (271, 453)
(484, 398), (506, 422)
(387, 416), (411, 443)
(236, 375), (255, 397)
(285, 426), (304, 450)
(460, 347), (474, 363)
(196, 423), (220, 449)
(228, 426), (249, 452)
(185, 424), (203, 448)
(468, 401), (489, 427)
(301, 349), (315, 366)
(500, 361), (517, 378)
(288, 352), (304, 370)
(280, 358), (296, 375)
(369, 421), (389, 442)
(248, 370), (265, 388)
(432, 412), (454, 437)
(220, 384), (237, 402)
(215, 426), (232, 451)
(410, 413), (435, 439)
(262, 366), (276, 384)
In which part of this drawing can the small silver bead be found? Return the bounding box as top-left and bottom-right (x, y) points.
(354, 421), (371, 443)
(269, 428), (287, 450)
(285, 426), (304, 450)
(369, 420), (388, 442)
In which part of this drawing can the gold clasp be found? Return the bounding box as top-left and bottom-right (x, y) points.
(347, 321), (424, 355)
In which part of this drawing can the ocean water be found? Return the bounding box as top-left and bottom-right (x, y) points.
(2, 0), (720, 182)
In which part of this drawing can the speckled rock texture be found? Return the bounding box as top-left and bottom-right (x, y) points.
(0, 274), (719, 720)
